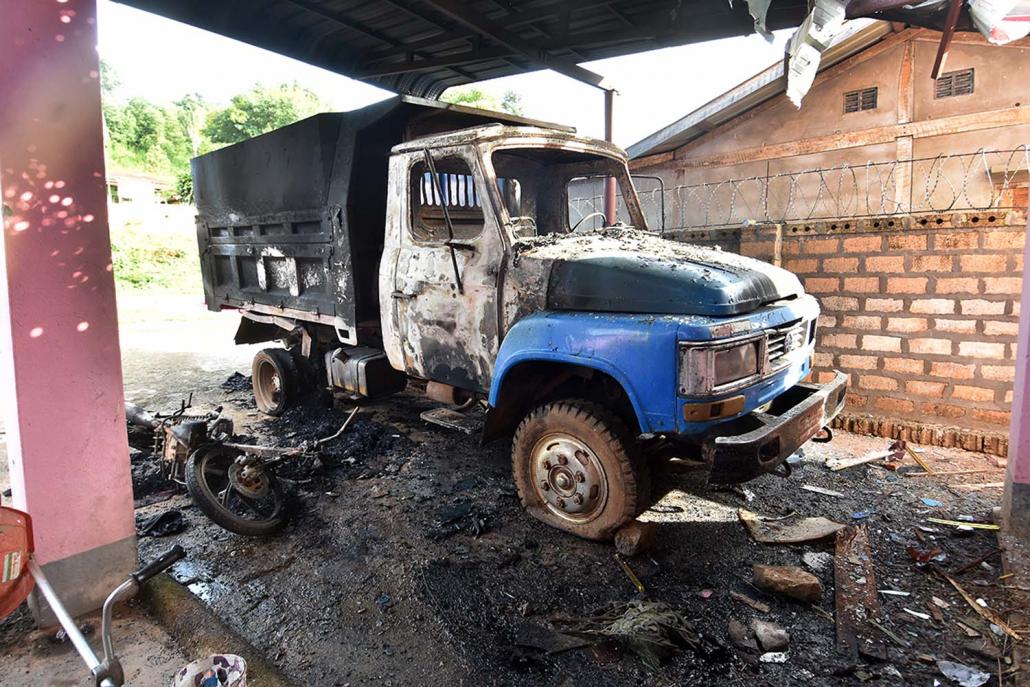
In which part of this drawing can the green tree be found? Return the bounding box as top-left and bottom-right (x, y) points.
(442, 87), (524, 115)
(100, 58), (120, 97)
(175, 93), (208, 157)
(203, 83), (326, 145)
(500, 90), (523, 116)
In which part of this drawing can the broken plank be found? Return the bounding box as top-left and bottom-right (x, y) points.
(927, 518), (1000, 531)
(903, 443), (934, 474)
(730, 591), (770, 613)
(950, 482), (1004, 492)
(826, 451), (891, 471)
(835, 525), (887, 661)
(904, 468), (1003, 477)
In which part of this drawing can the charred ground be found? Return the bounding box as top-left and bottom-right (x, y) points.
(116, 375), (1024, 686)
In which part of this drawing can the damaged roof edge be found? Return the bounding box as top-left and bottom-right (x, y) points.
(626, 18), (890, 160)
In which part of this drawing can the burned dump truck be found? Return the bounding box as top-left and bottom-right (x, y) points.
(192, 95), (847, 541)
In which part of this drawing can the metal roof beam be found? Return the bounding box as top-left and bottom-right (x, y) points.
(358, 47), (514, 77)
(417, 0), (612, 89)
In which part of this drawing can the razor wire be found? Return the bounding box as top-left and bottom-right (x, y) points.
(619, 147), (1030, 232)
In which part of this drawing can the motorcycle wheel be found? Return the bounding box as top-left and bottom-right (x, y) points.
(185, 444), (288, 536)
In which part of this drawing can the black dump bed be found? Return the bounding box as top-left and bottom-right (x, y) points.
(193, 95), (566, 344)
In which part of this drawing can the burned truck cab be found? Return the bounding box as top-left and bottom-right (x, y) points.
(378, 125), (846, 539)
(194, 98), (846, 542)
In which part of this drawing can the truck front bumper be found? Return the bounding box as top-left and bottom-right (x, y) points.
(703, 371), (848, 484)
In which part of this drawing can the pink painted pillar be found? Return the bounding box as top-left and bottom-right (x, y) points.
(1002, 211), (1030, 536)
(0, 0), (137, 623)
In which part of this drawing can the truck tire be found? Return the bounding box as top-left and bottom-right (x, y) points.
(252, 348), (297, 416)
(511, 399), (650, 541)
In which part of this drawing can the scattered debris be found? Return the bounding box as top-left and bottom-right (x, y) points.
(752, 619), (790, 652)
(614, 553), (647, 595)
(553, 601), (703, 671)
(512, 621), (592, 655)
(739, 509), (844, 544)
(728, 618), (758, 651)
(614, 521), (657, 557)
(900, 441), (934, 474)
(759, 651), (788, 663)
(937, 659), (991, 687)
(851, 510), (875, 520)
(800, 484), (844, 498)
(906, 468), (1003, 478)
(730, 591), (770, 613)
(951, 483), (1004, 492)
(907, 545), (944, 565)
(826, 440), (905, 472)
(878, 590), (910, 597)
(753, 564), (823, 603)
(137, 509), (187, 537)
(419, 407), (483, 435)
(903, 608), (931, 621)
(433, 502), (488, 538)
(954, 547), (1005, 575)
(834, 525), (885, 660)
(921, 498), (944, 508)
(802, 551), (833, 572)
(375, 592), (394, 611)
(938, 571), (1022, 640)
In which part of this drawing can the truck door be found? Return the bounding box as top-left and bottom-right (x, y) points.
(391, 147), (502, 392)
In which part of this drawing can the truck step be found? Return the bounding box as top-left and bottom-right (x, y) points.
(420, 407), (483, 435)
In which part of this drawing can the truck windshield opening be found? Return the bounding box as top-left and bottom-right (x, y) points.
(490, 147), (646, 238)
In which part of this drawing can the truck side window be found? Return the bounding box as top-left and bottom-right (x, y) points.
(409, 157), (484, 243)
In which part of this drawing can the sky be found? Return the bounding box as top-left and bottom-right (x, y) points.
(96, 0), (793, 148)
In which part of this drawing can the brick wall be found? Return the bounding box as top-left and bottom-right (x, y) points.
(669, 210), (1025, 456)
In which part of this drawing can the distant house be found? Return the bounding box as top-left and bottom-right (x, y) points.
(626, 22), (1030, 232)
(106, 172), (176, 205)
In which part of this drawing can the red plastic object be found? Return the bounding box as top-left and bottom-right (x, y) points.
(0, 505), (34, 619)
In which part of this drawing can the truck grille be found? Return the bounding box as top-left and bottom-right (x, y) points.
(766, 319), (808, 369)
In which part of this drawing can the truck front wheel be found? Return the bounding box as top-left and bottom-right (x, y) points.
(511, 399), (650, 541)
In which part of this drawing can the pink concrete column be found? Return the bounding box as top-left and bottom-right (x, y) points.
(1002, 212), (1030, 535)
(0, 0), (137, 623)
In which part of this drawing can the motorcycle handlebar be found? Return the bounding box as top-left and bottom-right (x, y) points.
(130, 545), (186, 585)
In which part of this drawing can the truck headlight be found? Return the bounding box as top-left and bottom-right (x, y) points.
(678, 337), (763, 396)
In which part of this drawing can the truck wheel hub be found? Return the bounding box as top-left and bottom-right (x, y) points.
(532, 435), (607, 522)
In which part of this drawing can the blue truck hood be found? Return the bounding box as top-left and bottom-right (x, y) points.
(513, 229), (803, 317)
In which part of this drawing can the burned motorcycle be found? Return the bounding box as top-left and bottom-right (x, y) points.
(126, 398), (356, 536)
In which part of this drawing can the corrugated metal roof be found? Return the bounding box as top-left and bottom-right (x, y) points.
(627, 20), (895, 160)
(112, 0), (810, 98)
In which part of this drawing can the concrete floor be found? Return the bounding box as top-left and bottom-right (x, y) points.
(0, 604), (188, 687)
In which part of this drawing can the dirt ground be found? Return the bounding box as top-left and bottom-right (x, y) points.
(128, 378), (1020, 687)
(1, 292), (1025, 686)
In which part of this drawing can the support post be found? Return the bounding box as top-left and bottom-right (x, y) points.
(1002, 209), (1030, 536)
(604, 88), (617, 226)
(0, 0), (138, 625)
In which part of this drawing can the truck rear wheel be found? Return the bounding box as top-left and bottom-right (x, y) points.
(252, 348), (297, 416)
(511, 399), (649, 541)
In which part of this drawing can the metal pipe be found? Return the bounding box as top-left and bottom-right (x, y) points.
(27, 558), (101, 671)
(604, 88), (617, 226)
(101, 578), (136, 664)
